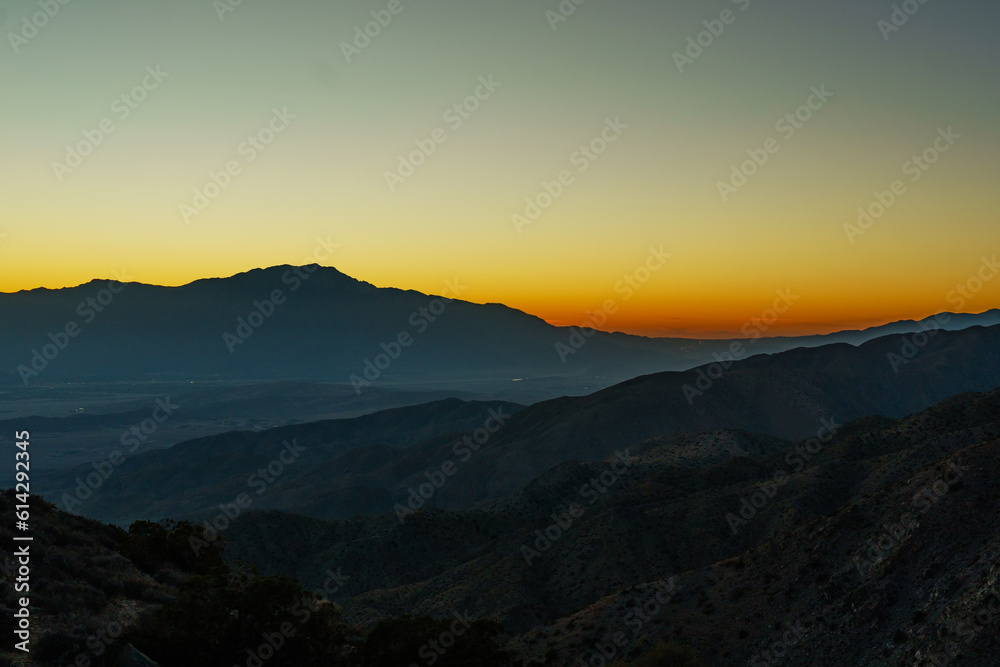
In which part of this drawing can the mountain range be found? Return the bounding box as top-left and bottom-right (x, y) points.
(13, 359), (1000, 666)
(6, 266), (1000, 666)
(39, 323), (1000, 526)
(3, 265), (997, 398)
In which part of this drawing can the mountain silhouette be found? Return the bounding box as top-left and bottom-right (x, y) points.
(3, 265), (997, 395)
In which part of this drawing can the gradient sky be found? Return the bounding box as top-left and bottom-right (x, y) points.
(1, 0), (997, 336)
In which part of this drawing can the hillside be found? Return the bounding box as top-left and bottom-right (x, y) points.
(6, 388), (1000, 665)
(221, 387), (1000, 665)
(45, 324), (1000, 526)
(36, 398), (524, 524)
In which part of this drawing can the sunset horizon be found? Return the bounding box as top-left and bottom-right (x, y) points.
(3, 1), (997, 342)
(3, 260), (997, 339)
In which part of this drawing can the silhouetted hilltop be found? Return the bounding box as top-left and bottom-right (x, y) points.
(2, 265), (996, 389)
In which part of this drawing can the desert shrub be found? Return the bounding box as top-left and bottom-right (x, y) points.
(121, 519), (225, 575)
(124, 569), (352, 666)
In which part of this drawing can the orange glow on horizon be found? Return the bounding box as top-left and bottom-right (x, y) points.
(2, 263), (996, 339)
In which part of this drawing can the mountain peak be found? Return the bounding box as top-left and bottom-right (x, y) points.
(185, 264), (374, 293)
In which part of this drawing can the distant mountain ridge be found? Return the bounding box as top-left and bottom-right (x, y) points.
(2, 265), (997, 393)
(43, 322), (1000, 525)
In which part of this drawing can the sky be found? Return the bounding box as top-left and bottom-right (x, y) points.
(1, 0), (997, 337)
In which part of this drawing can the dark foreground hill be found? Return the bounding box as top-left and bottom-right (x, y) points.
(222, 387), (1000, 666)
(6, 388), (1000, 666)
(44, 324), (1000, 526)
(0, 493), (525, 666)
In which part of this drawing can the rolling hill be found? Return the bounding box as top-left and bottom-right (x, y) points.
(40, 324), (1000, 527)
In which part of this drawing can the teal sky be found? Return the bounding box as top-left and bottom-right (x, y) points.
(2, 0), (998, 335)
